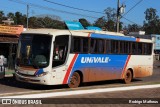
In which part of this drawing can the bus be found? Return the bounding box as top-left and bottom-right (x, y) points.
(15, 29), (153, 88)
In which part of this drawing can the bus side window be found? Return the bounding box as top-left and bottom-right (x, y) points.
(124, 41), (130, 54)
(90, 39), (104, 54)
(143, 43), (147, 55)
(132, 42), (137, 55)
(98, 39), (104, 53)
(111, 40), (118, 54)
(71, 37), (89, 53)
(106, 40), (111, 53)
(120, 41), (124, 54)
(90, 39), (97, 53)
(137, 43), (142, 55)
(82, 38), (89, 53)
(72, 37), (81, 53)
(144, 43), (152, 55)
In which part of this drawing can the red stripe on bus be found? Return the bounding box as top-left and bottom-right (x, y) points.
(88, 33), (91, 37)
(121, 55), (131, 79)
(136, 38), (140, 42)
(62, 54), (78, 84)
(34, 69), (39, 75)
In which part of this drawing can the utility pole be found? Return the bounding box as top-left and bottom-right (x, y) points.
(116, 0), (126, 32)
(27, 4), (29, 29)
(117, 0), (120, 32)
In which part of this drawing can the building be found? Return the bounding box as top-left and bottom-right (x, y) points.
(151, 34), (160, 54)
(0, 25), (23, 69)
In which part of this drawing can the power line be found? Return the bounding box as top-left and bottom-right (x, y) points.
(8, 0), (143, 27)
(120, 0), (144, 26)
(122, 0), (144, 17)
(43, 0), (105, 15)
(122, 16), (141, 26)
(8, 0), (99, 19)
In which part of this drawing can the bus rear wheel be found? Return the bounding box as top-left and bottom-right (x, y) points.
(124, 70), (132, 84)
(68, 72), (81, 88)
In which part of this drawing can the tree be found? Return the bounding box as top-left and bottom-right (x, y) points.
(144, 8), (158, 23)
(79, 18), (90, 28)
(28, 16), (37, 28)
(52, 19), (66, 29)
(7, 12), (15, 20)
(30, 15), (65, 29)
(94, 7), (122, 31)
(143, 8), (160, 34)
(14, 12), (27, 26)
(127, 24), (142, 32)
(0, 10), (4, 23)
(94, 16), (106, 28)
(104, 7), (117, 31)
(14, 12), (22, 25)
(30, 14), (65, 29)
(104, 7), (117, 22)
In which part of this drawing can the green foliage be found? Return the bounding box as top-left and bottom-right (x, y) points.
(94, 7), (122, 31)
(0, 10), (66, 29)
(7, 12), (15, 21)
(79, 18), (91, 28)
(144, 8), (158, 22)
(143, 8), (160, 34)
(0, 11), (4, 23)
(29, 16), (66, 29)
(127, 24), (142, 32)
(104, 7), (117, 22)
(94, 16), (106, 28)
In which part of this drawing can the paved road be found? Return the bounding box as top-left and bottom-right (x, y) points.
(0, 88), (160, 107)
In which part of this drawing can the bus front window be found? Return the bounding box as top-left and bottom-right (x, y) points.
(16, 34), (51, 68)
(52, 35), (69, 67)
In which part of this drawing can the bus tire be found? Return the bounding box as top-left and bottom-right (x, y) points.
(124, 69), (132, 84)
(68, 72), (81, 88)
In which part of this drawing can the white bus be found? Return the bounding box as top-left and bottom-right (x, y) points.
(15, 29), (153, 88)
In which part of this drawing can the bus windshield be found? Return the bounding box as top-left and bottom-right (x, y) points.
(16, 34), (52, 68)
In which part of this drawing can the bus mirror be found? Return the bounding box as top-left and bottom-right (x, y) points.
(33, 55), (47, 68)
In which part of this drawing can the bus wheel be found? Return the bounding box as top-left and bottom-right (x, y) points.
(68, 72), (80, 88)
(124, 70), (132, 84)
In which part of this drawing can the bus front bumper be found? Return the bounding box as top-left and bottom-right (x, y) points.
(15, 72), (52, 85)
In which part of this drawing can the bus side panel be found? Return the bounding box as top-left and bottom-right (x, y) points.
(63, 54), (153, 85)
(126, 55), (153, 78)
(69, 54), (128, 83)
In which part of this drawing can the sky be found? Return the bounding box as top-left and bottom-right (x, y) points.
(0, 0), (160, 26)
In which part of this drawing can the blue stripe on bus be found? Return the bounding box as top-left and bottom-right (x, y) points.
(35, 69), (44, 75)
(67, 54), (128, 83)
(91, 33), (136, 41)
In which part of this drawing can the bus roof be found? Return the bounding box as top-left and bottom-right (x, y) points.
(21, 29), (152, 43)
(22, 29), (124, 36)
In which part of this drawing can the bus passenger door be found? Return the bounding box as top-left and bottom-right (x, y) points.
(52, 35), (69, 82)
(53, 65), (68, 79)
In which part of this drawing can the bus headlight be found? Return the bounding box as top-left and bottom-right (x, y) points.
(37, 72), (48, 77)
